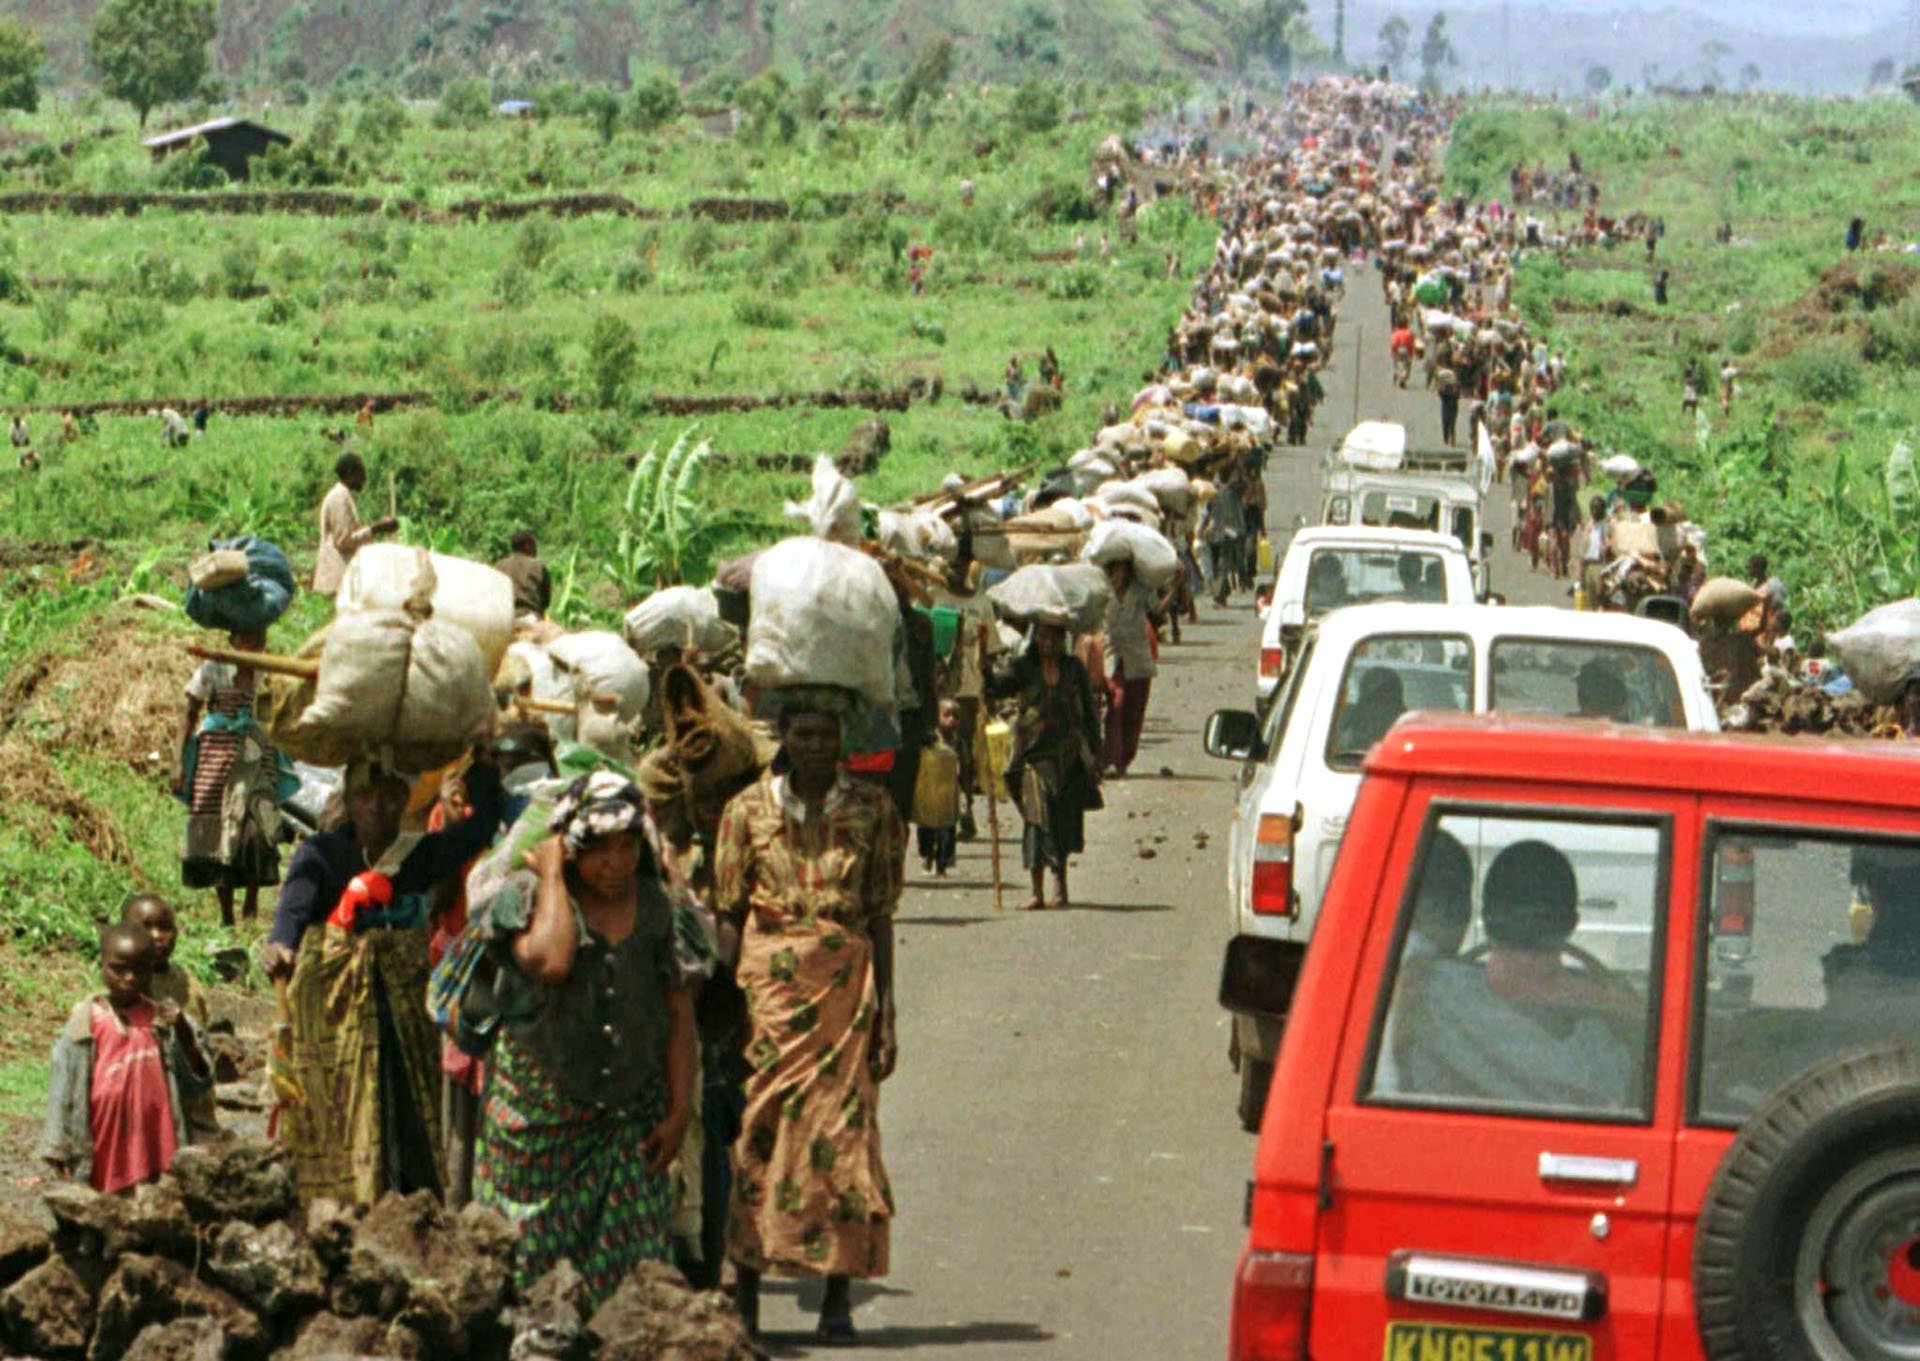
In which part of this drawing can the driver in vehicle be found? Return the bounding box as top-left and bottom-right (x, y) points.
(1388, 841), (1638, 1110)
(1307, 554), (1348, 614)
(1334, 668), (1406, 757)
(1574, 657), (1631, 722)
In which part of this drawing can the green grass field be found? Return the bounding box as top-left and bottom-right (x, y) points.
(0, 84), (1217, 1058)
(1447, 95), (1920, 633)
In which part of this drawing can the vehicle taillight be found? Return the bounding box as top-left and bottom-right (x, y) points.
(1251, 813), (1295, 917)
(1229, 1248), (1313, 1361)
(1716, 842), (1754, 963)
(1259, 646), (1284, 681)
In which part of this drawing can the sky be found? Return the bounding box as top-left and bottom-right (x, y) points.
(1436, 0), (1904, 37)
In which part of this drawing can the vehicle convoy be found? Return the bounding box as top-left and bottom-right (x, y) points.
(1230, 715), (1920, 1361)
(1209, 604), (1718, 1130)
(1321, 421), (1496, 597)
(1256, 527), (1475, 708)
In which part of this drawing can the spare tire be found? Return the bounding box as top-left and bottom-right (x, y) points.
(1695, 1043), (1920, 1361)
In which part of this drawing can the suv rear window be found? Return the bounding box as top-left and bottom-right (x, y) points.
(1369, 810), (1668, 1121)
(1488, 639), (1686, 728)
(1326, 635), (1472, 770)
(1696, 828), (1920, 1124)
(1305, 547), (1450, 617)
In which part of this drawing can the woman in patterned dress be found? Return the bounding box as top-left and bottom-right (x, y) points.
(174, 628), (282, 926)
(714, 691), (905, 1343)
(468, 772), (699, 1303)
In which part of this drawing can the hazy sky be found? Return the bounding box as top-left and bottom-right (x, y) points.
(1443, 0), (1904, 35)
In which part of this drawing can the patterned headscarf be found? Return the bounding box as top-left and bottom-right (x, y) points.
(546, 769), (648, 859)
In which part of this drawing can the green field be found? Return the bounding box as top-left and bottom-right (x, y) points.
(0, 83), (1219, 1059)
(1446, 95), (1920, 634)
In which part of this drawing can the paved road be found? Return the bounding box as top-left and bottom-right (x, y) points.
(750, 267), (1565, 1358)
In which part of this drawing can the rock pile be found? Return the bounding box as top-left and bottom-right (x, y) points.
(0, 1141), (755, 1361)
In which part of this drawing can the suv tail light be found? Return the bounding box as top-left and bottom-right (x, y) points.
(1259, 645), (1285, 681)
(1229, 1248), (1313, 1361)
(1251, 812), (1296, 917)
(1715, 842), (1754, 961)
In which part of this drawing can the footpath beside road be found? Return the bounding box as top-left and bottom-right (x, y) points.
(741, 264), (1572, 1357)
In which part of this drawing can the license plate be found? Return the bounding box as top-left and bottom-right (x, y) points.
(1384, 1321), (1592, 1361)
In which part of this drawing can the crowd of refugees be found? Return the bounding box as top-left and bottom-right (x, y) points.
(45, 73), (1745, 1350)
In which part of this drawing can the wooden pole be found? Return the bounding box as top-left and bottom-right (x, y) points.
(1351, 321), (1364, 429)
(186, 641), (319, 680)
(979, 622), (1004, 912)
(387, 468), (397, 522)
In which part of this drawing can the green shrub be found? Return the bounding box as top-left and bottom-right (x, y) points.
(495, 260), (534, 308)
(515, 218), (558, 272)
(1864, 299), (1920, 368)
(434, 78), (491, 129)
(1010, 80), (1060, 134)
(1023, 178), (1097, 223)
(587, 313), (639, 409)
(217, 240), (261, 300)
(1047, 263), (1102, 300)
(731, 297), (794, 329)
(681, 221), (719, 270)
(1780, 341), (1865, 403)
(629, 67), (682, 132)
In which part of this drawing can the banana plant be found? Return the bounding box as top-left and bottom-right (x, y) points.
(604, 430), (749, 596)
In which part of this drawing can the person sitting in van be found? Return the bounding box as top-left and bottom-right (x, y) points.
(1575, 658), (1631, 722)
(1391, 842), (1637, 1111)
(1305, 553), (1348, 615)
(1333, 668), (1405, 760)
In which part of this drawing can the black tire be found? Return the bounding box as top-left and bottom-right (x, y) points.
(1695, 1042), (1920, 1361)
(1238, 1057), (1274, 1134)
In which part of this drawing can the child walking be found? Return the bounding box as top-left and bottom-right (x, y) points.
(120, 894), (221, 1143)
(39, 923), (211, 1193)
(917, 699), (963, 878)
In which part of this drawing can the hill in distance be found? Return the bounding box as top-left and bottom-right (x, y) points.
(9, 0), (1252, 90)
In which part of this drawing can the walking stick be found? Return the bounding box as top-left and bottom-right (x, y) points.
(979, 623), (1004, 912)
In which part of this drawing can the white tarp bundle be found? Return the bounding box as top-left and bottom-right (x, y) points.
(746, 537), (899, 703)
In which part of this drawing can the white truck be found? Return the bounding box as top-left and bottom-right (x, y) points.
(1321, 420), (1496, 597)
(1206, 602), (1720, 1130)
(1256, 526), (1475, 709)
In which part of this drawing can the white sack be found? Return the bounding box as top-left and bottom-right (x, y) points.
(548, 631), (651, 721)
(746, 537), (899, 704)
(1082, 519), (1180, 590)
(294, 609), (493, 771)
(1829, 600), (1920, 704)
(338, 544), (515, 675)
(623, 585), (738, 657)
(784, 454), (862, 545)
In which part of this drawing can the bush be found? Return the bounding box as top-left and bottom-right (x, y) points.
(1047, 263), (1102, 300)
(681, 221), (719, 270)
(434, 78), (490, 129)
(587, 313), (638, 408)
(217, 240), (261, 300)
(629, 68), (681, 132)
(1864, 299), (1920, 368)
(1010, 80), (1060, 134)
(731, 297), (794, 329)
(1780, 341), (1865, 403)
(1023, 178), (1097, 223)
(515, 218), (558, 271)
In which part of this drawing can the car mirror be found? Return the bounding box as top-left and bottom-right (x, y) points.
(1483, 591), (1507, 606)
(1204, 709), (1265, 762)
(1480, 532), (1495, 555)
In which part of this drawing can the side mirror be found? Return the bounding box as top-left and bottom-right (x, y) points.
(1480, 532), (1495, 555)
(1483, 591), (1507, 606)
(1205, 709), (1265, 762)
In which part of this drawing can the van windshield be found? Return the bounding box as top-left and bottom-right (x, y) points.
(1488, 639), (1686, 728)
(1327, 634), (1473, 769)
(1304, 547), (1451, 618)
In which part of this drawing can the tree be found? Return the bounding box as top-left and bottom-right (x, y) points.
(1418, 12), (1458, 92)
(1235, 0), (1308, 78)
(580, 84), (619, 144)
(1739, 61), (1762, 93)
(1585, 65), (1612, 96)
(0, 18), (43, 114)
(587, 313), (638, 409)
(1378, 15), (1410, 73)
(628, 67), (681, 132)
(1333, 0), (1346, 63)
(890, 36), (952, 122)
(1869, 56), (1897, 89)
(89, 0), (216, 127)
(1699, 39), (1731, 89)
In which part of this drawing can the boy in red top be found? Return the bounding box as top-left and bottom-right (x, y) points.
(1389, 325), (1415, 388)
(38, 924), (210, 1193)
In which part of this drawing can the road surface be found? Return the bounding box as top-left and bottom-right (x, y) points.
(749, 268), (1566, 1358)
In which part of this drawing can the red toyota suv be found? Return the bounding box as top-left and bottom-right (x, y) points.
(1233, 715), (1920, 1361)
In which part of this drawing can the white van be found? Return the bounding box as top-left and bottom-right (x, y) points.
(1205, 603), (1719, 1129)
(1256, 526), (1474, 708)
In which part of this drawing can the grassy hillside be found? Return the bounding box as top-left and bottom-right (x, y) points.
(0, 83), (1214, 1090)
(1446, 94), (1920, 633)
(11, 0), (1248, 88)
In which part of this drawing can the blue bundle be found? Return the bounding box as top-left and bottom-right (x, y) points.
(185, 535), (296, 634)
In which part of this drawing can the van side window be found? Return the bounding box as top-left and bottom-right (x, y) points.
(1325, 635), (1472, 771)
(1696, 829), (1920, 1124)
(1369, 812), (1667, 1122)
(1488, 639), (1686, 728)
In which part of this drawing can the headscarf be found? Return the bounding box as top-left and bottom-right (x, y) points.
(546, 769), (648, 859)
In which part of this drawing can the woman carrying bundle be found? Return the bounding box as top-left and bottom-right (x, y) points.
(995, 623), (1103, 911)
(266, 753), (503, 1206)
(713, 689), (904, 1343)
(465, 772), (702, 1303)
(175, 628), (285, 927)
